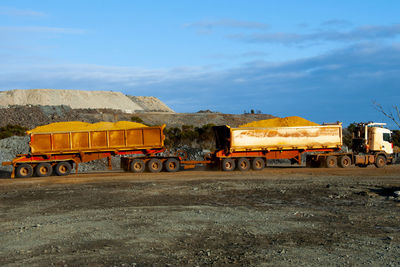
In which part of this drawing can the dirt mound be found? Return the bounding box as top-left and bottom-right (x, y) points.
(239, 116), (319, 127)
(0, 89), (172, 113)
(127, 96), (174, 112)
(28, 121), (147, 133)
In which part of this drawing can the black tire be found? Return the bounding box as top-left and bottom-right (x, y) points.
(222, 158), (235, 171)
(325, 156), (337, 168)
(374, 155), (386, 168)
(338, 155), (351, 168)
(35, 162), (53, 177)
(237, 158), (250, 171)
(55, 162), (72, 176)
(130, 159), (145, 173)
(147, 158), (162, 173)
(15, 164), (33, 178)
(252, 157), (265, 171)
(164, 158), (180, 172)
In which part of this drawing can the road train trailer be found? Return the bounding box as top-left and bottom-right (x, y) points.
(2, 124), (208, 178)
(2, 122), (396, 178)
(212, 122), (395, 171)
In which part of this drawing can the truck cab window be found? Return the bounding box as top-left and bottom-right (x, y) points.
(383, 133), (392, 142)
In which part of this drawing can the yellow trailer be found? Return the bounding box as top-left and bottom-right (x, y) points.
(2, 122), (168, 178)
(228, 124), (342, 152)
(29, 126), (165, 154)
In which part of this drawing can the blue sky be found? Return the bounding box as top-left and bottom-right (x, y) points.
(1, 1), (400, 128)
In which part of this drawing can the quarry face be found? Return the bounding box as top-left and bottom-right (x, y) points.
(0, 89), (174, 113)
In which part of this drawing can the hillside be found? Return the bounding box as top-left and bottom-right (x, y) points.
(0, 89), (174, 113)
(0, 105), (274, 129)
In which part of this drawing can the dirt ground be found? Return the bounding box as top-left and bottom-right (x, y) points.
(1, 166), (400, 266)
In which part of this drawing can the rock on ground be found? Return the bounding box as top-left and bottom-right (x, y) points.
(0, 136), (30, 173)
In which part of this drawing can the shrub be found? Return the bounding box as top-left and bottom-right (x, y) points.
(342, 123), (357, 148)
(164, 124), (216, 149)
(392, 130), (400, 147)
(0, 124), (28, 140)
(131, 116), (144, 123)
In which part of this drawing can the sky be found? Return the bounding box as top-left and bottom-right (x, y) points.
(0, 1), (400, 128)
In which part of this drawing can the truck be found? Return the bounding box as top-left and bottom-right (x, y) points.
(2, 124), (184, 178)
(211, 122), (395, 171)
(2, 121), (395, 178)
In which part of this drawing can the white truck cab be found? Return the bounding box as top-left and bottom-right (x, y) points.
(366, 123), (393, 154)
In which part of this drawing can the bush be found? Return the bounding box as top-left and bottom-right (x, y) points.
(164, 127), (182, 148)
(164, 124), (216, 149)
(0, 124), (28, 140)
(392, 130), (400, 147)
(131, 116), (144, 123)
(342, 123), (357, 148)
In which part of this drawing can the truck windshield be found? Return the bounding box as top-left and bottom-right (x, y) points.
(383, 133), (392, 142)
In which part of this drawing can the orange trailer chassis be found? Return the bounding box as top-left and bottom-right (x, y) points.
(3, 148), (165, 178)
(212, 148), (339, 171)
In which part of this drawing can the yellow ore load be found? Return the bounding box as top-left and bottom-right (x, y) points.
(28, 121), (147, 133)
(239, 116), (320, 128)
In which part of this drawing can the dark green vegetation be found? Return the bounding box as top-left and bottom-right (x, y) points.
(0, 124), (28, 140)
(392, 130), (400, 147)
(130, 116), (145, 124)
(342, 123), (357, 148)
(130, 115), (216, 148)
(164, 124), (215, 149)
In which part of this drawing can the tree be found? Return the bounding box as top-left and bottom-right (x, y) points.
(342, 123), (357, 148)
(392, 130), (400, 144)
(373, 101), (400, 128)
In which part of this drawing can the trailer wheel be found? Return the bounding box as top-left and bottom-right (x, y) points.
(252, 158), (265, 171)
(130, 159), (145, 173)
(325, 156), (337, 168)
(237, 158), (250, 171)
(374, 155), (386, 168)
(35, 163), (53, 177)
(338, 155), (351, 168)
(165, 158), (180, 172)
(55, 162), (72, 176)
(222, 158), (235, 171)
(15, 164), (33, 178)
(148, 158), (162, 173)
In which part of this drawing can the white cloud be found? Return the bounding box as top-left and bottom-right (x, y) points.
(0, 6), (45, 17)
(185, 19), (268, 30)
(0, 26), (85, 34)
(320, 19), (353, 28)
(228, 23), (400, 44)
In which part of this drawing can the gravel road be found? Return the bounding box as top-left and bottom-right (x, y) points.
(1, 166), (399, 266)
